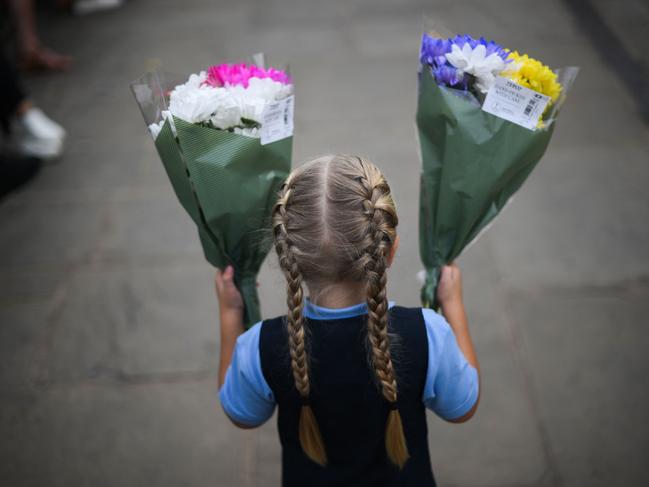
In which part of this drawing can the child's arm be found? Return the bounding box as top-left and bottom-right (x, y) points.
(215, 266), (245, 389)
(215, 266), (262, 430)
(215, 266), (276, 429)
(437, 263), (480, 423)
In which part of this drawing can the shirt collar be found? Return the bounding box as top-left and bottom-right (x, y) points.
(303, 298), (395, 320)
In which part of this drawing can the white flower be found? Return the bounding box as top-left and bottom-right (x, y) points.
(246, 77), (293, 102)
(209, 78), (293, 129)
(208, 93), (243, 129)
(233, 127), (260, 138)
(166, 70), (294, 134)
(148, 121), (163, 139)
(148, 110), (176, 140)
(224, 78), (291, 125)
(235, 93), (267, 124)
(168, 88), (221, 124)
(183, 71), (208, 89)
(445, 44), (507, 93)
(168, 72), (224, 123)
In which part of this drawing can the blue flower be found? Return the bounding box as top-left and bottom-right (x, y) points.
(433, 65), (467, 89)
(421, 33), (470, 88)
(420, 34), (452, 67)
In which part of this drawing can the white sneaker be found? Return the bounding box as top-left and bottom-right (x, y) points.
(17, 107), (66, 159)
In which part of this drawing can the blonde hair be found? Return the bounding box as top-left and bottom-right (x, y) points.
(272, 154), (409, 468)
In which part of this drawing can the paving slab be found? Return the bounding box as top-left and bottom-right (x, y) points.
(0, 382), (250, 487)
(0, 303), (51, 389)
(428, 243), (552, 486)
(509, 287), (649, 486)
(0, 269), (67, 304)
(484, 140), (649, 290)
(0, 201), (106, 268)
(97, 197), (204, 263)
(44, 264), (218, 381)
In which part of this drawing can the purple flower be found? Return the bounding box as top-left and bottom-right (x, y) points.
(449, 34), (474, 49)
(433, 65), (467, 89)
(421, 33), (469, 88)
(420, 34), (452, 67)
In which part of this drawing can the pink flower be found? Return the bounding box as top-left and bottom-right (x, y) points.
(205, 63), (291, 88)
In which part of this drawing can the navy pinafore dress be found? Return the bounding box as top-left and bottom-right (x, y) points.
(259, 306), (437, 487)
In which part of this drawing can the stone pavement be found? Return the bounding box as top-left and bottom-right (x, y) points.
(1, 0), (648, 485)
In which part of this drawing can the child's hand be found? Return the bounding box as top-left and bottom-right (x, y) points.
(437, 263), (463, 308)
(215, 266), (245, 390)
(215, 266), (244, 313)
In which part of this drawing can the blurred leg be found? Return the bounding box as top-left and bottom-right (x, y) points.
(0, 52), (41, 197)
(8, 0), (72, 71)
(1, 51), (66, 158)
(0, 52), (27, 133)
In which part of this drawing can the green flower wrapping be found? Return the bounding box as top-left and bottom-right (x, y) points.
(417, 68), (555, 308)
(132, 68), (292, 327)
(154, 117), (291, 327)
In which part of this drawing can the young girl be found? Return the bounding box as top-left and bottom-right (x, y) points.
(216, 154), (480, 486)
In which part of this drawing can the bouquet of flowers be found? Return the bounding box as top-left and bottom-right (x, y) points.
(417, 33), (578, 308)
(131, 59), (294, 326)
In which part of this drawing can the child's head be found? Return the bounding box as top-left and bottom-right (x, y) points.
(272, 154), (409, 468)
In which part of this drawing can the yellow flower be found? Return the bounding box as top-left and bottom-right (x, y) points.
(503, 51), (562, 104)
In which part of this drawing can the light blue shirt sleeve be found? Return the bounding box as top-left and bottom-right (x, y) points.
(422, 308), (479, 420)
(218, 322), (276, 426)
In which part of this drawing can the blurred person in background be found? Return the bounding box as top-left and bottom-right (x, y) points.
(4, 0), (72, 71)
(0, 50), (65, 198)
(3, 0), (123, 73)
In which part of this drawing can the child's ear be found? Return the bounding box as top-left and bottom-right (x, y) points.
(387, 234), (400, 267)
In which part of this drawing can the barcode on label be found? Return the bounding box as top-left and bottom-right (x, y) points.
(524, 98), (537, 116)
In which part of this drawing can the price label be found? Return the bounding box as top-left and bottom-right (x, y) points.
(261, 95), (294, 145)
(482, 77), (550, 130)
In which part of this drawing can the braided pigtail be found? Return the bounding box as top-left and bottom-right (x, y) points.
(271, 155), (404, 468)
(273, 180), (327, 466)
(357, 160), (409, 469)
